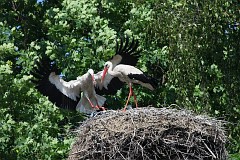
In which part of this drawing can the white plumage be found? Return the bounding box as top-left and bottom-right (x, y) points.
(48, 72), (81, 101)
(31, 59), (106, 114)
(104, 63), (155, 90)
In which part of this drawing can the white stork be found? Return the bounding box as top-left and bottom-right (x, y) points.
(101, 36), (158, 111)
(31, 58), (106, 114)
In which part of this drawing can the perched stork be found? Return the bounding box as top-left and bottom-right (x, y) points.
(101, 36), (158, 111)
(31, 58), (106, 114)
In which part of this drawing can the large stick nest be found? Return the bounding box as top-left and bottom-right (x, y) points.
(68, 107), (227, 160)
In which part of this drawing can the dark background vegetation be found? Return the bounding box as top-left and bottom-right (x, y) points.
(0, 0), (239, 159)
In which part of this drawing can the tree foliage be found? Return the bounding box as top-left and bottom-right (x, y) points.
(0, 0), (239, 159)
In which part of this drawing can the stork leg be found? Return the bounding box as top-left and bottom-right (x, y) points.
(97, 105), (106, 111)
(86, 97), (99, 109)
(132, 91), (138, 108)
(123, 83), (137, 111)
(94, 97), (106, 111)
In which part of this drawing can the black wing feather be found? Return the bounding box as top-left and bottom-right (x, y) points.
(117, 36), (129, 54)
(31, 58), (79, 111)
(115, 35), (141, 66)
(95, 77), (124, 95)
(128, 73), (158, 89)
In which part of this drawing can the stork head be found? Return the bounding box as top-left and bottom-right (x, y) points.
(101, 61), (111, 83)
(104, 61), (111, 69)
(88, 69), (95, 81)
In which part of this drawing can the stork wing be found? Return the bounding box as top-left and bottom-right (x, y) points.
(113, 36), (141, 66)
(94, 71), (124, 95)
(31, 58), (81, 111)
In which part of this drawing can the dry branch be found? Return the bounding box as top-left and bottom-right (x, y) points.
(68, 107), (227, 160)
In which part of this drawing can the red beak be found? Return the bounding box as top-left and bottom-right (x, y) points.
(101, 67), (108, 83)
(91, 75), (95, 81)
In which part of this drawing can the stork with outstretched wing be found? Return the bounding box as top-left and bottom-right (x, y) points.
(31, 58), (106, 114)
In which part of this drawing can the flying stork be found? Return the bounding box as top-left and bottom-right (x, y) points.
(31, 58), (106, 114)
(101, 36), (159, 111)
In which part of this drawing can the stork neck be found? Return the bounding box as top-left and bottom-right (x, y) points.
(108, 62), (114, 70)
(107, 63), (121, 77)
